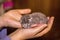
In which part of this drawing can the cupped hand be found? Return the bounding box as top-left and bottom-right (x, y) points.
(9, 24), (47, 40)
(0, 9), (31, 28)
(9, 17), (54, 40)
(0, 9), (54, 40)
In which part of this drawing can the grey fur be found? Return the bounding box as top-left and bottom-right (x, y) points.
(20, 12), (48, 28)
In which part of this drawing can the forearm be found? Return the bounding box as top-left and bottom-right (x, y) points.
(9, 35), (26, 40)
(0, 17), (4, 28)
(0, 16), (6, 28)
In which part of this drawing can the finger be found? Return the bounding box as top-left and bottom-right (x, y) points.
(5, 9), (31, 21)
(6, 12), (22, 21)
(30, 24), (47, 36)
(6, 19), (21, 28)
(33, 17), (54, 38)
(22, 24), (47, 38)
(8, 9), (31, 14)
(20, 24), (47, 39)
(9, 24), (47, 39)
(16, 9), (31, 14)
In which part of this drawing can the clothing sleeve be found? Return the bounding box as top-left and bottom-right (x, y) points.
(3, 1), (14, 10)
(0, 28), (11, 40)
(1, 36), (10, 40)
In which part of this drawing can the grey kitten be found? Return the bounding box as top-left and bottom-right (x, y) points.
(20, 12), (48, 28)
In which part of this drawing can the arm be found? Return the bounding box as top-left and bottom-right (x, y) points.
(0, 9), (31, 40)
(0, 17), (5, 28)
(8, 17), (54, 40)
(0, 9), (54, 40)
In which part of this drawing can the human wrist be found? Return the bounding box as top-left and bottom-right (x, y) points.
(8, 32), (27, 40)
(0, 16), (7, 27)
(8, 35), (26, 40)
(0, 17), (4, 28)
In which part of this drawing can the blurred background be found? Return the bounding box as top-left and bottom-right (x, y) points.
(5, 0), (60, 40)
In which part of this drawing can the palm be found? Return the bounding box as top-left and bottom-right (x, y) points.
(0, 9), (31, 28)
(9, 17), (54, 40)
(0, 9), (54, 40)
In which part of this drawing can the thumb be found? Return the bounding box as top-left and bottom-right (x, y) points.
(7, 9), (31, 15)
(16, 9), (31, 14)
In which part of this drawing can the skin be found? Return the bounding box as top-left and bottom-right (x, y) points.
(0, 9), (54, 40)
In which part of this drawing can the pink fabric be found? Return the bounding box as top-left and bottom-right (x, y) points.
(3, 1), (13, 10)
(0, 29), (10, 40)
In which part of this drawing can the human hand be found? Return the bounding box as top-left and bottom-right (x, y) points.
(0, 9), (31, 28)
(9, 24), (47, 40)
(0, 8), (54, 40)
(9, 17), (54, 40)
(32, 17), (54, 38)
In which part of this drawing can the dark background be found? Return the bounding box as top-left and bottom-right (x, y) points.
(7, 0), (60, 40)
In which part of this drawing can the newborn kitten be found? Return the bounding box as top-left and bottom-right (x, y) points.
(20, 12), (48, 28)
